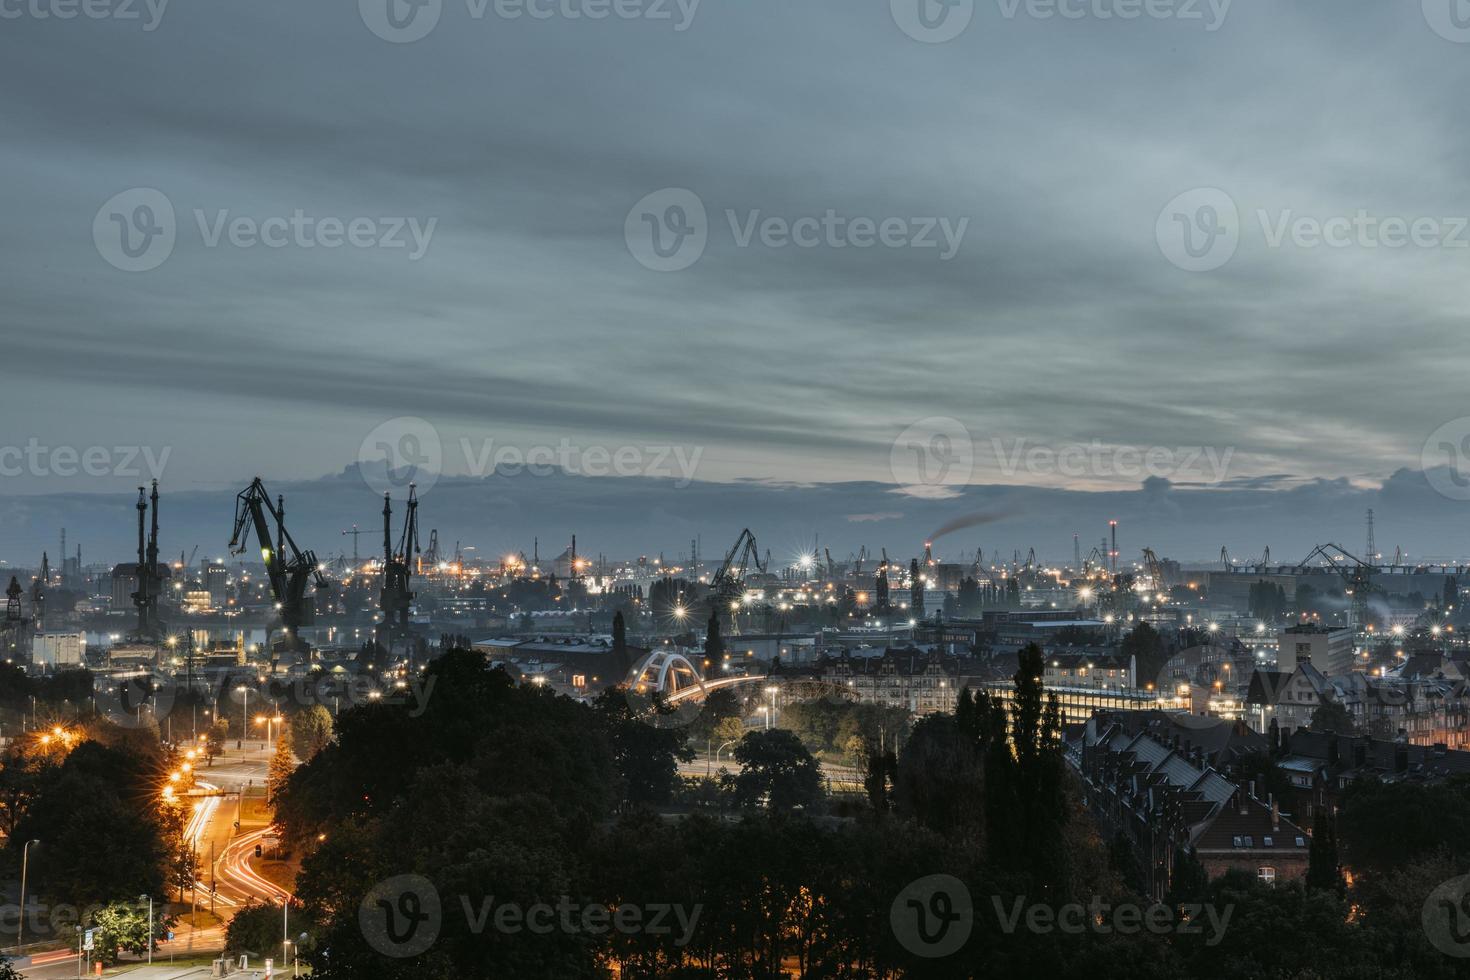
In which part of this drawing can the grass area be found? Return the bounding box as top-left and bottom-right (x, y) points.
(253, 855), (298, 895)
(168, 908), (224, 929)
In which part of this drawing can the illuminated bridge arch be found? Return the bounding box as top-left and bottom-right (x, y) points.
(629, 650), (706, 697)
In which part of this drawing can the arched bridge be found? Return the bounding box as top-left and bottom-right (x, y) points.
(626, 651), (860, 705)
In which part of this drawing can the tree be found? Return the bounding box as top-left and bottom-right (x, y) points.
(1168, 845), (1210, 905)
(205, 719), (228, 766)
(1120, 621), (1168, 687)
(893, 713), (986, 839)
(591, 689), (692, 806)
(1310, 697), (1355, 735)
(288, 705), (334, 762)
(703, 610), (725, 661)
(92, 900), (167, 966)
(712, 715), (745, 750)
(268, 736), (295, 802)
(1306, 804), (1341, 892)
(731, 730), (822, 811)
(227, 899), (312, 959)
(693, 687), (742, 742)
(863, 748), (897, 814)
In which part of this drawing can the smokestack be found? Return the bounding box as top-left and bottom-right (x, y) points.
(1109, 520), (1118, 577)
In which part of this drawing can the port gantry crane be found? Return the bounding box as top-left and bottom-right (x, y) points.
(229, 477), (328, 659)
(1294, 543), (1378, 628)
(378, 484), (421, 656)
(710, 528), (765, 613)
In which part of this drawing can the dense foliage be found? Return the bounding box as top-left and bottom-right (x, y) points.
(273, 646), (1470, 979)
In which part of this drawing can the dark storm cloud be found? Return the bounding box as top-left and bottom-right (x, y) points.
(5, 0), (1470, 553)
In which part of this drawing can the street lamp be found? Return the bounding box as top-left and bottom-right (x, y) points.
(764, 685), (778, 731)
(15, 839), (38, 954)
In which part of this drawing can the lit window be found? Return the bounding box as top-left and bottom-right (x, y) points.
(1257, 866), (1276, 884)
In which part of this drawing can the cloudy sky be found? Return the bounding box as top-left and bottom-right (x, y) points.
(5, 1), (1470, 560)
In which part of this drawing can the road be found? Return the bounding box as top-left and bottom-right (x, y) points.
(678, 753), (865, 789)
(19, 746), (280, 979)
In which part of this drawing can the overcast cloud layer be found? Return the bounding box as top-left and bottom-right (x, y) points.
(5, 1), (1470, 559)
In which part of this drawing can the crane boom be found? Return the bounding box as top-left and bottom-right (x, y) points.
(228, 478), (326, 653)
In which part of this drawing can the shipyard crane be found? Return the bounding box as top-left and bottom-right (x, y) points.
(711, 528), (765, 607)
(1222, 546), (1271, 571)
(1294, 543), (1377, 626)
(229, 478), (327, 655)
(379, 486), (421, 648)
(342, 525), (363, 564)
(1084, 546), (1107, 576)
(422, 529), (441, 570)
(854, 545), (868, 578)
(824, 548), (838, 579)
(1141, 548), (1166, 591)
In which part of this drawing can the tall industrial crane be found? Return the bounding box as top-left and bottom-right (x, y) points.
(711, 529), (765, 607)
(1294, 543), (1377, 626)
(229, 478), (327, 655)
(1141, 548), (1165, 590)
(378, 485), (420, 650)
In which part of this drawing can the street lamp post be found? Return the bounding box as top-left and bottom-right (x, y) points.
(15, 839), (38, 955)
